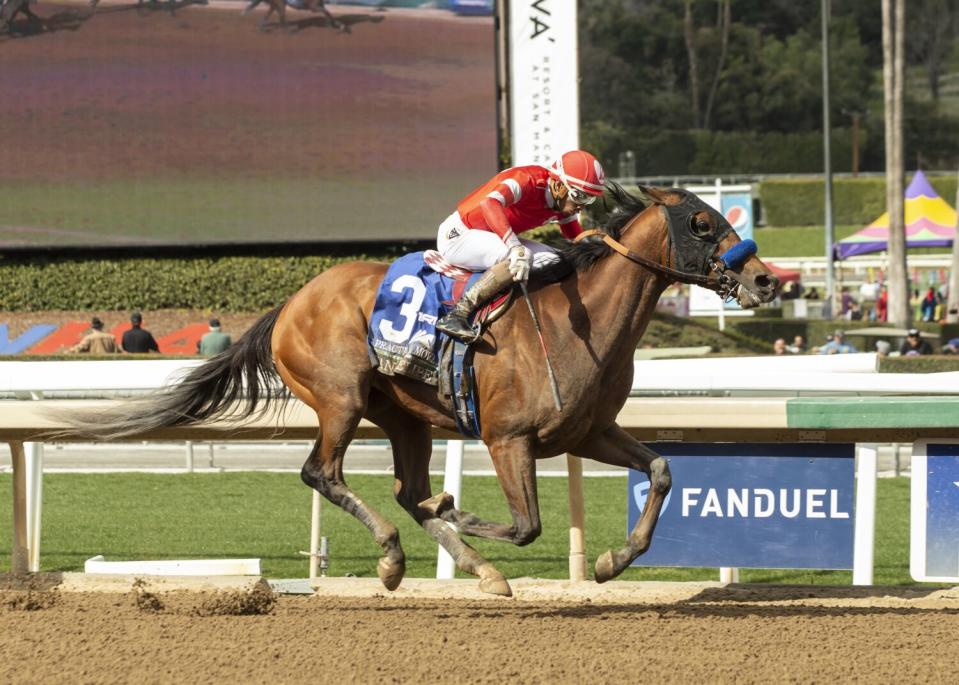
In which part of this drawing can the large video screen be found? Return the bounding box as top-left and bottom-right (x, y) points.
(0, 1), (496, 247)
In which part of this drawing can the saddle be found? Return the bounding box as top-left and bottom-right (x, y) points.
(422, 250), (515, 328)
(368, 250), (569, 438)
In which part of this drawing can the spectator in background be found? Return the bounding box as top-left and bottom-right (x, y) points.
(921, 287), (937, 322)
(874, 340), (891, 357)
(198, 318), (232, 357)
(122, 312), (159, 354)
(840, 287), (854, 317)
(859, 277), (880, 321)
(819, 329), (858, 354)
(876, 285), (888, 322)
(933, 289), (945, 322)
(910, 289), (922, 321)
(942, 337), (959, 355)
(780, 281), (800, 301)
(805, 287), (820, 300)
(773, 338), (787, 355)
(69, 317), (119, 354)
(786, 334), (806, 355)
(899, 328), (933, 356)
(845, 301), (863, 321)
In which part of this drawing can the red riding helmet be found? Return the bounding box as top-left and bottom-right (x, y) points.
(549, 150), (606, 205)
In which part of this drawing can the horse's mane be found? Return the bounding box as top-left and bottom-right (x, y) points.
(558, 181), (648, 273)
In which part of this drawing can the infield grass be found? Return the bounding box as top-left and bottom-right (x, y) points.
(0, 473), (917, 586)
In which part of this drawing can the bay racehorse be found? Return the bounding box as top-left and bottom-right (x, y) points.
(0, 0), (46, 33)
(61, 183), (779, 596)
(248, 0), (341, 32)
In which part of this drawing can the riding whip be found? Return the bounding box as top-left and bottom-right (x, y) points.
(519, 282), (563, 412)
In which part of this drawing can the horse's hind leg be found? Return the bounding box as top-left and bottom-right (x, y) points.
(370, 399), (511, 596)
(21, 4), (46, 28)
(571, 423), (671, 582)
(299, 400), (407, 591)
(317, 2), (343, 30)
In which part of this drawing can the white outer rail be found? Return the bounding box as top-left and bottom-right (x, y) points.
(0, 353), (936, 583)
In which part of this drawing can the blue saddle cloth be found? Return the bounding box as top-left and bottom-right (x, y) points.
(368, 252), (461, 386)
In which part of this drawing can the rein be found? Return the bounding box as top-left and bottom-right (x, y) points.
(574, 228), (748, 301)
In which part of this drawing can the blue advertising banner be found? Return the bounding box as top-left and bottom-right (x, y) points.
(449, 0), (494, 13)
(917, 443), (959, 580)
(627, 443), (855, 570)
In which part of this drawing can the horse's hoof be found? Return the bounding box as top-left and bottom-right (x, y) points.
(419, 491), (454, 518)
(478, 575), (512, 597)
(377, 556), (405, 591)
(594, 550), (616, 584)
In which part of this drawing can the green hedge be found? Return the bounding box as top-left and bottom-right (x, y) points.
(760, 175), (959, 227)
(0, 253), (398, 311)
(879, 356), (959, 372)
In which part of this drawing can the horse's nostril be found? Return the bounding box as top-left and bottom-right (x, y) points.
(755, 274), (779, 290)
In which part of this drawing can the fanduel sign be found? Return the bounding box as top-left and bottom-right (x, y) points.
(508, 0), (578, 165)
(628, 443), (855, 570)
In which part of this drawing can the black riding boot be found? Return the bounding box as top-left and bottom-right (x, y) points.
(436, 261), (515, 344)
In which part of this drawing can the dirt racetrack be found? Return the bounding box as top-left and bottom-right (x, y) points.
(2, 575), (958, 683)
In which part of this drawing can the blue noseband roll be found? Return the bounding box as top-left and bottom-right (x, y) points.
(719, 239), (758, 270)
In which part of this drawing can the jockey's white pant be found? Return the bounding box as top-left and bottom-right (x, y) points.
(436, 212), (561, 272)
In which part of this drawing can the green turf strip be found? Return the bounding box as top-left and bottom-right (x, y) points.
(0, 473), (923, 586)
(787, 396), (959, 429)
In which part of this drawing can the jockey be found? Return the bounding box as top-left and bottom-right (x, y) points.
(435, 149), (606, 343)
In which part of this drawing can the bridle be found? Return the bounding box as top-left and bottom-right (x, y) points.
(574, 202), (756, 302)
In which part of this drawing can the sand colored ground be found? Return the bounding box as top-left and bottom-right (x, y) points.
(1, 573), (958, 683)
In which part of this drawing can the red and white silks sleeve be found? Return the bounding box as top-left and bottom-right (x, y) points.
(558, 213), (583, 240)
(480, 177), (524, 249)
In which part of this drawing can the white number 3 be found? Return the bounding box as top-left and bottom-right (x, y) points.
(378, 275), (427, 344)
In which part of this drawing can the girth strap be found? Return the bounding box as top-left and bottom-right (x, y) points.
(574, 229), (712, 287)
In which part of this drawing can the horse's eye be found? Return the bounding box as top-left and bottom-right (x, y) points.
(690, 216), (712, 238)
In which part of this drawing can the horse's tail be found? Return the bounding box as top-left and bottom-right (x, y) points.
(54, 305), (288, 441)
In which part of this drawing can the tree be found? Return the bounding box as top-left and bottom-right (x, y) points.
(883, 0), (909, 328)
(682, 0), (732, 130)
(702, 0), (731, 130)
(908, 0), (958, 101)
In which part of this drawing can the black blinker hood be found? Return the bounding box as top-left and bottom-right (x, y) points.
(661, 190), (734, 276)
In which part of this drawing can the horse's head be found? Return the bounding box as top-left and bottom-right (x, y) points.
(635, 185), (779, 308)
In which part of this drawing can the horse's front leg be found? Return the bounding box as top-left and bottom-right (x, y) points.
(258, 2), (275, 30)
(571, 423), (671, 582)
(421, 437), (542, 546)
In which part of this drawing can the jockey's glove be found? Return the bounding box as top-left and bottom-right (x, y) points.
(508, 245), (530, 283)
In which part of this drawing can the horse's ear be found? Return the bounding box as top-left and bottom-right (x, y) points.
(635, 185), (673, 205)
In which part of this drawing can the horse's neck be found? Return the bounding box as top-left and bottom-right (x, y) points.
(568, 215), (669, 361)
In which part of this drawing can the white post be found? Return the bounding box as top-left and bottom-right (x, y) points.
(566, 454), (587, 582)
(309, 489), (321, 581)
(25, 441), (43, 573)
(25, 391), (43, 573)
(436, 440), (464, 579)
(10, 441), (28, 575)
(853, 442), (878, 585)
(719, 567), (739, 584)
(185, 440), (195, 472)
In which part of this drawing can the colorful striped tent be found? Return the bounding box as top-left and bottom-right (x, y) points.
(834, 170), (957, 259)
